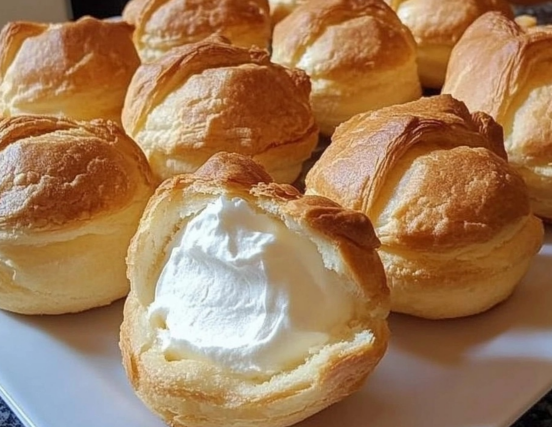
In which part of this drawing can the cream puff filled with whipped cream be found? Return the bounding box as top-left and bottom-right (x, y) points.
(120, 152), (390, 427)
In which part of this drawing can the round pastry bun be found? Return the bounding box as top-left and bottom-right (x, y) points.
(0, 16), (140, 123)
(442, 12), (552, 222)
(272, 0), (422, 136)
(305, 95), (544, 319)
(122, 36), (318, 184)
(0, 116), (156, 315)
(384, 0), (513, 89)
(122, 0), (271, 63)
(120, 152), (390, 427)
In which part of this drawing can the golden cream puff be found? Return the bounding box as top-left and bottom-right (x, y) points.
(0, 116), (156, 315)
(443, 12), (552, 222)
(272, 0), (422, 136)
(120, 152), (390, 427)
(305, 95), (544, 319)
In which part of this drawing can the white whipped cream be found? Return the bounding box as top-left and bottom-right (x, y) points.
(148, 196), (354, 377)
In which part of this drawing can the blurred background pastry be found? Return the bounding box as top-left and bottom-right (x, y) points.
(271, 0), (422, 136)
(305, 95), (544, 319)
(0, 116), (156, 315)
(268, 0), (306, 24)
(122, 36), (318, 184)
(443, 12), (552, 222)
(384, 0), (514, 89)
(0, 16), (140, 123)
(122, 0), (271, 63)
(121, 152), (389, 427)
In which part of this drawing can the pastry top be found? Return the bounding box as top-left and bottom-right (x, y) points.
(0, 16), (140, 122)
(305, 95), (530, 250)
(130, 151), (388, 316)
(443, 12), (552, 139)
(268, 0), (307, 24)
(385, 0), (513, 46)
(0, 116), (155, 236)
(272, 0), (417, 81)
(122, 0), (271, 62)
(122, 36), (317, 180)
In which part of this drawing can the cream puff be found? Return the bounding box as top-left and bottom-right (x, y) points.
(0, 16), (140, 123)
(271, 0), (422, 136)
(122, 0), (271, 63)
(443, 12), (552, 222)
(0, 116), (156, 315)
(122, 36), (318, 184)
(120, 151), (390, 427)
(384, 0), (514, 88)
(305, 95), (544, 319)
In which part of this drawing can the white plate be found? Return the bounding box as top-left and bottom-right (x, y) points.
(0, 228), (551, 427)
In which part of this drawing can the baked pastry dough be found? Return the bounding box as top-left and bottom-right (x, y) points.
(268, 0), (307, 24)
(0, 17), (140, 123)
(122, 37), (318, 183)
(120, 152), (389, 427)
(305, 95), (544, 319)
(271, 0), (422, 136)
(384, 0), (513, 89)
(122, 0), (271, 63)
(0, 116), (156, 315)
(442, 12), (552, 222)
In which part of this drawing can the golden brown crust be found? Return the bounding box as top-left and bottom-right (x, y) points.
(122, 37), (318, 183)
(0, 116), (156, 315)
(442, 12), (552, 220)
(305, 95), (544, 318)
(121, 152), (390, 426)
(306, 94), (509, 226)
(0, 115), (155, 233)
(0, 16), (140, 123)
(122, 0), (271, 63)
(443, 12), (552, 120)
(271, 0), (421, 135)
(384, 0), (513, 88)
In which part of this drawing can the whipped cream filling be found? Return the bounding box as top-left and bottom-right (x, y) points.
(148, 196), (354, 377)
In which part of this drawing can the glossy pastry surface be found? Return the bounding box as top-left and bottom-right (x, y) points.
(121, 152), (390, 427)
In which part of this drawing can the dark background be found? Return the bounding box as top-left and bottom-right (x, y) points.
(70, 0), (129, 19)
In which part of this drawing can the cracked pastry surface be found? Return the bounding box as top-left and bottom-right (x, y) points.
(305, 95), (544, 319)
(0, 116), (156, 315)
(271, 0), (422, 136)
(122, 37), (318, 184)
(120, 152), (389, 427)
(443, 12), (552, 222)
(0, 16), (140, 123)
(122, 0), (271, 63)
